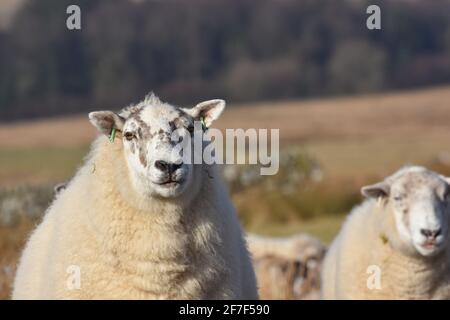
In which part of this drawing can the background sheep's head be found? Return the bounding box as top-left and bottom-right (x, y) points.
(362, 166), (450, 258)
(88, 94), (225, 200)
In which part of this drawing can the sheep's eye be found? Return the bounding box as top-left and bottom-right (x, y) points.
(124, 132), (135, 141)
(394, 196), (402, 201)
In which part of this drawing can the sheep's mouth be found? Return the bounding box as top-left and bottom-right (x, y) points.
(421, 242), (438, 250)
(416, 239), (446, 256)
(420, 240), (444, 250)
(154, 179), (184, 187)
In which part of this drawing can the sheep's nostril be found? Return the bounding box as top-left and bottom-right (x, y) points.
(155, 160), (169, 172)
(168, 163), (182, 174)
(421, 229), (430, 237)
(421, 228), (442, 239)
(171, 163), (182, 171)
(433, 228), (442, 238)
(155, 160), (182, 174)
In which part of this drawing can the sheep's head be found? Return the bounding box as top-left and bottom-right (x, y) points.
(89, 94), (225, 199)
(362, 166), (450, 258)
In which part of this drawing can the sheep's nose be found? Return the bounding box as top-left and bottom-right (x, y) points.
(420, 228), (442, 240)
(154, 160), (182, 174)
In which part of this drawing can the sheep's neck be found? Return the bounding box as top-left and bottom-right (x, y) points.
(376, 243), (448, 298)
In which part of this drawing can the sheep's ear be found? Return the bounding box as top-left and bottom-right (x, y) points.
(54, 183), (67, 195)
(88, 111), (125, 136)
(361, 182), (390, 199)
(183, 99), (225, 127)
(439, 175), (450, 185)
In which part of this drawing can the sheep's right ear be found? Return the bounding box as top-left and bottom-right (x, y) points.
(88, 111), (125, 136)
(183, 99), (226, 127)
(361, 182), (390, 199)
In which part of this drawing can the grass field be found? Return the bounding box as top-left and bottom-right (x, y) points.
(1, 85), (450, 298)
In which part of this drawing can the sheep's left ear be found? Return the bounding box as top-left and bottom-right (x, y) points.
(184, 99), (226, 127)
(88, 111), (125, 136)
(361, 181), (390, 199)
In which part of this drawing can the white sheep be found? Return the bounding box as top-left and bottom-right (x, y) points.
(247, 233), (325, 299)
(321, 166), (450, 299)
(12, 94), (258, 299)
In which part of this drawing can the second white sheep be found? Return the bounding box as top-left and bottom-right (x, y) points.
(322, 166), (450, 299)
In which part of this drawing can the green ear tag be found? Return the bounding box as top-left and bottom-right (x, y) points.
(109, 128), (117, 143)
(200, 117), (207, 132)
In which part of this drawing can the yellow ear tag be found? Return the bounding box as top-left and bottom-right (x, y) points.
(109, 128), (117, 143)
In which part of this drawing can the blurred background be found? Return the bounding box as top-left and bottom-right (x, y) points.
(1, 0), (450, 299)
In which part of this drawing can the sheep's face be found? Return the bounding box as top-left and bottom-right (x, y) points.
(362, 166), (450, 257)
(89, 95), (225, 199)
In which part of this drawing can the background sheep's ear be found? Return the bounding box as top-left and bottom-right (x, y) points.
(439, 175), (450, 185)
(184, 99), (225, 127)
(53, 183), (67, 195)
(361, 182), (390, 199)
(88, 111), (125, 136)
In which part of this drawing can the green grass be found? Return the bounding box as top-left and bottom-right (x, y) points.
(0, 146), (89, 186)
(245, 214), (346, 244)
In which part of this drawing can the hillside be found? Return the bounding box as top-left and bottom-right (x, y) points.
(1, 85), (450, 186)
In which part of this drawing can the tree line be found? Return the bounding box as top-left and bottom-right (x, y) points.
(0, 0), (449, 121)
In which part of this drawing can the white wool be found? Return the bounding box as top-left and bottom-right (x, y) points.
(12, 133), (258, 299)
